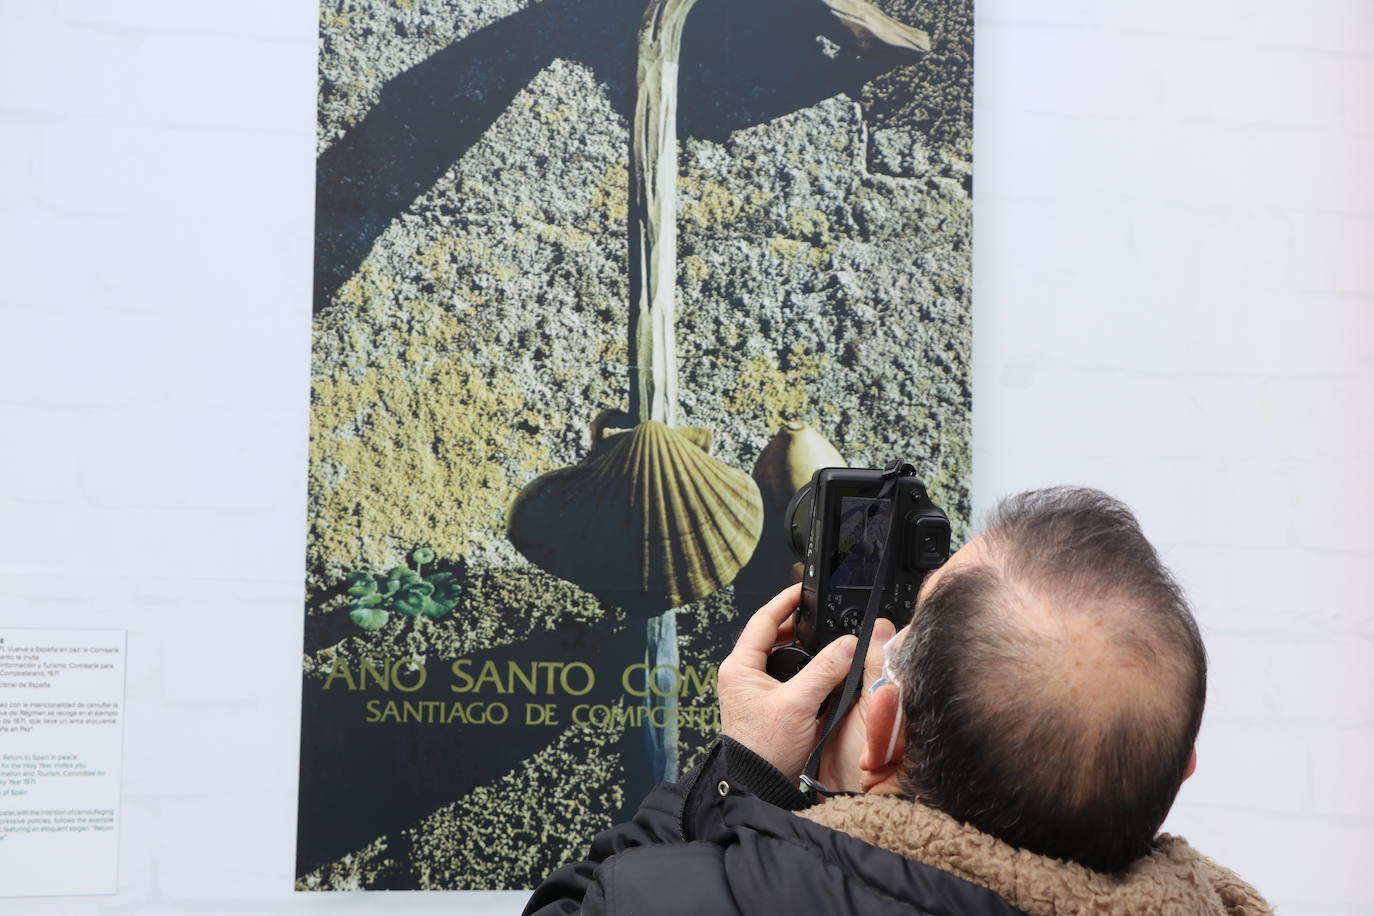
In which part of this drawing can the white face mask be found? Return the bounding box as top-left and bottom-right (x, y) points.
(868, 631), (905, 765)
(868, 630), (903, 694)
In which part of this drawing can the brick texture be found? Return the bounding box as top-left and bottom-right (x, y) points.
(1, 0), (1369, 913)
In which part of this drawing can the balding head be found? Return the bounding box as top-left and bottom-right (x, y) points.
(896, 487), (1206, 873)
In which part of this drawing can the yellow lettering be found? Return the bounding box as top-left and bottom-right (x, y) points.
(507, 661), (537, 694)
(392, 660), (427, 693)
(537, 662), (561, 693)
(648, 665), (679, 697)
(473, 660), (505, 693)
(560, 662), (595, 696)
(323, 658), (357, 691)
(450, 659), (475, 692)
(359, 658), (389, 690)
(621, 664), (648, 697)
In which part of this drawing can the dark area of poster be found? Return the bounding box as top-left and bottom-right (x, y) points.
(298, 0), (973, 890)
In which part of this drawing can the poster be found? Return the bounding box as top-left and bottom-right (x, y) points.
(298, 0), (973, 891)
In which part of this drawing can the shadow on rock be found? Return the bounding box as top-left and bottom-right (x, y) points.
(314, 0), (926, 313)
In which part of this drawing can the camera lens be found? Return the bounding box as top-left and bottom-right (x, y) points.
(783, 483), (815, 560)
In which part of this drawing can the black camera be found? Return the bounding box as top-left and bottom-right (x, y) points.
(766, 466), (952, 681)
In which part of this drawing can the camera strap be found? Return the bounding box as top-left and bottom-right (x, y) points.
(799, 459), (911, 798)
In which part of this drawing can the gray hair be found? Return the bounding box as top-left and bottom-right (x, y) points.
(896, 486), (1207, 873)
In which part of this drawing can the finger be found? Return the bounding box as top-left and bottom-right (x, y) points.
(784, 634), (857, 710)
(865, 617), (896, 686)
(773, 612), (797, 647)
(769, 609), (802, 645)
(732, 583), (803, 667)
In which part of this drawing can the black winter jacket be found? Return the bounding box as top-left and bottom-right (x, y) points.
(524, 738), (1027, 916)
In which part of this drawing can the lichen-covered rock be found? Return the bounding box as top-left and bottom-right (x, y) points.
(295, 718), (626, 890)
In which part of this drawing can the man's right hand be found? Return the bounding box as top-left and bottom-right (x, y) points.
(717, 584), (858, 784)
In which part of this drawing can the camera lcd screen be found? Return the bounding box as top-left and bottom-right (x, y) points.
(829, 495), (892, 589)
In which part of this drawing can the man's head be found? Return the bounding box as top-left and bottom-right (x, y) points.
(877, 487), (1206, 873)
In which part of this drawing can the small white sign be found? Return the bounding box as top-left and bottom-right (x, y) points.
(0, 628), (127, 897)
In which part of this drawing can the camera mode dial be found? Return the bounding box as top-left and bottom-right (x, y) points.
(840, 607), (863, 633)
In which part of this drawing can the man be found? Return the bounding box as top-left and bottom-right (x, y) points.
(526, 487), (1271, 915)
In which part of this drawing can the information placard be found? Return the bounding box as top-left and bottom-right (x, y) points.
(0, 628), (127, 897)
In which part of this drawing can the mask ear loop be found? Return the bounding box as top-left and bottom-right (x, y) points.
(799, 773), (862, 798)
(883, 701), (904, 766)
(868, 633), (905, 766)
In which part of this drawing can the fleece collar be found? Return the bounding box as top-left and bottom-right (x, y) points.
(799, 795), (1271, 916)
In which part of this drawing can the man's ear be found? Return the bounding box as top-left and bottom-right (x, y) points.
(1183, 748), (1197, 782)
(858, 684), (906, 791)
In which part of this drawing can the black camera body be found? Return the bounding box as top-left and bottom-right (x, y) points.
(767, 466), (952, 681)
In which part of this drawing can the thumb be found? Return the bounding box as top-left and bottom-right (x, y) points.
(786, 634), (857, 708)
(871, 616), (896, 646)
(866, 617), (896, 682)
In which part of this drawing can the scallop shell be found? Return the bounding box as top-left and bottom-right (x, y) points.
(733, 423), (844, 611)
(751, 422), (845, 511)
(507, 421), (763, 615)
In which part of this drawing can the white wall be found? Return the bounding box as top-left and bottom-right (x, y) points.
(0, 1), (1368, 914)
(972, 5), (1374, 914)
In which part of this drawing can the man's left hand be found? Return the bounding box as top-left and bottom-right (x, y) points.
(718, 584), (858, 783)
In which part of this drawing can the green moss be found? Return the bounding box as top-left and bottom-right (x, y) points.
(589, 163), (629, 229)
(296, 720), (625, 890)
(682, 254), (707, 284)
(518, 218), (593, 253)
(788, 208), (831, 245)
(767, 236), (829, 268)
(309, 289), (552, 585)
(679, 172), (771, 231)
(725, 346), (828, 431)
(522, 96), (579, 128)
(416, 235), (516, 292)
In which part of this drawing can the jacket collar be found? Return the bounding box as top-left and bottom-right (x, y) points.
(799, 795), (1272, 916)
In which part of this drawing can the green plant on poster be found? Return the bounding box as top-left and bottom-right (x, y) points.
(345, 548), (462, 630)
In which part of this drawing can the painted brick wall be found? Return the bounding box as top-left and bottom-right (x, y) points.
(972, 3), (1374, 914)
(0, 0), (1368, 913)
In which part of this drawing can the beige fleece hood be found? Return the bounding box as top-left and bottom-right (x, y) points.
(800, 795), (1271, 916)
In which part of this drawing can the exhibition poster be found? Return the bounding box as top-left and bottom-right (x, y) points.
(298, 0), (973, 890)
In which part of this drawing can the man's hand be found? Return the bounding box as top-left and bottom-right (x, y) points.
(718, 584), (858, 783)
(818, 616), (896, 793)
